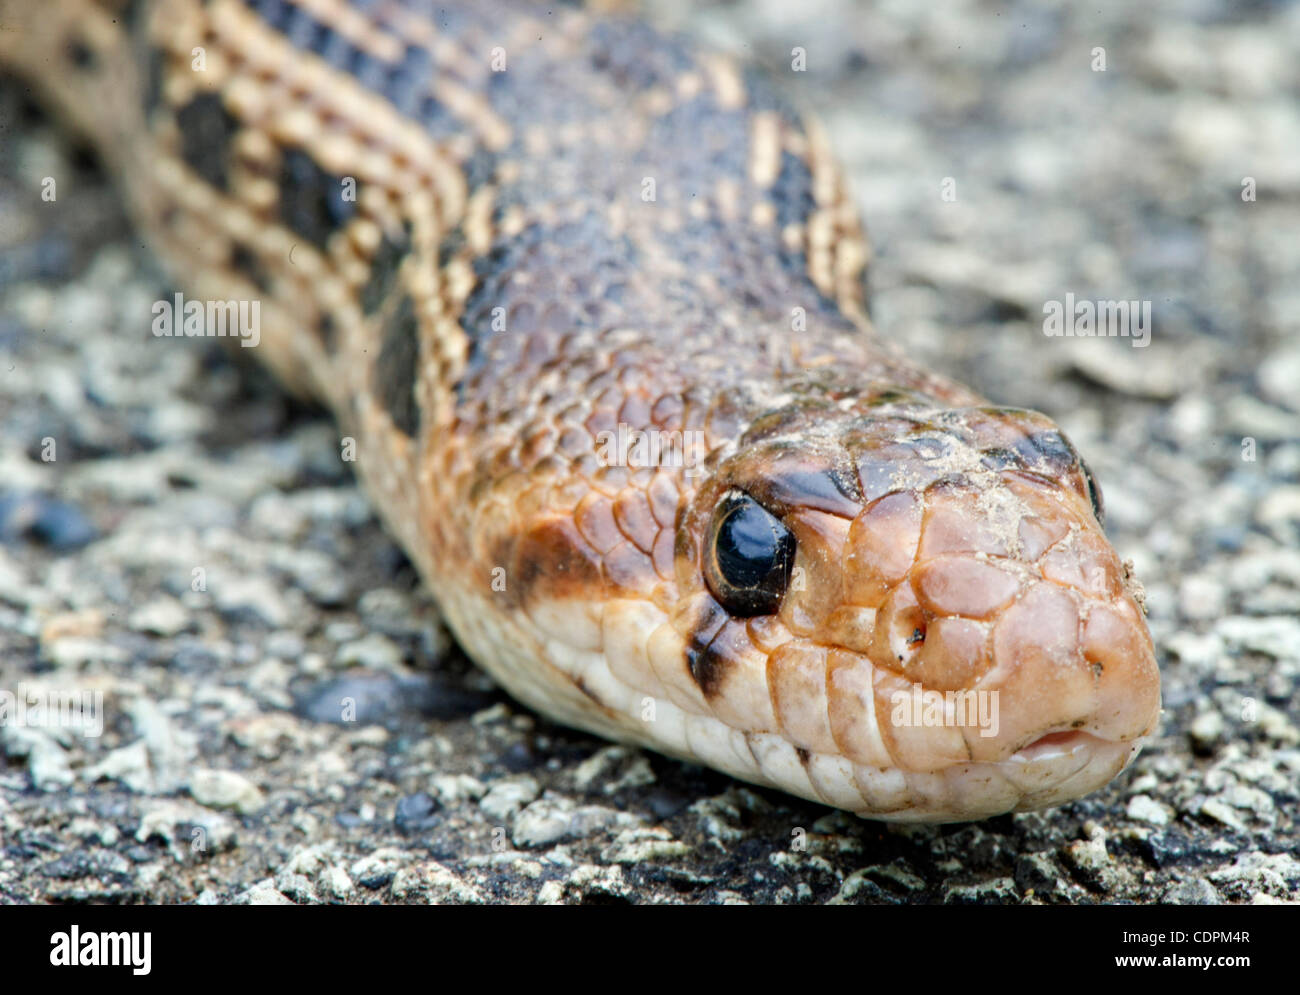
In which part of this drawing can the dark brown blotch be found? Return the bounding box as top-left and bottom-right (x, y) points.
(489, 516), (605, 611)
(65, 38), (96, 70)
(176, 92), (239, 191)
(279, 147), (357, 250)
(373, 294), (420, 437)
(230, 243), (271, 293)
(687, 642), (728, 699)
(360, 224), (411, 314)
(316, 313), (337, 352)
(684, 597), (729, 697)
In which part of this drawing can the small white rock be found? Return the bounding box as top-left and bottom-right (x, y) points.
(1125, 794), (1171, 826)
(189, 768), (266, 814)
(127, 597), (190, 637)
(479, 775), (540, 822)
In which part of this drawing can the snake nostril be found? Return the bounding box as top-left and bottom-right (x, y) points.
(868, 584), (932, 673)
(892, 609), (928, 665)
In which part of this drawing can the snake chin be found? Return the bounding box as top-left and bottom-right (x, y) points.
(993, 730), (1148, 812)
(870, 731), (1148, 823)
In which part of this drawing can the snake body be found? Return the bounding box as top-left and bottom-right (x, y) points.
(2, 0), (1161, 821)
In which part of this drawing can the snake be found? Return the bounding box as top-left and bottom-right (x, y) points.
(2, 0), (1162, 822)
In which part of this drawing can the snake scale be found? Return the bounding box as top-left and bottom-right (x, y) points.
(2, 0), (1161, 821)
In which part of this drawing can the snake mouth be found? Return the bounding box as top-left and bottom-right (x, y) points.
(1011, 729), (1113, 761)
(993, 728), (1142, 797)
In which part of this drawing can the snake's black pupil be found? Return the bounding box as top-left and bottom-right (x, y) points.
(707, 493), (795, 617)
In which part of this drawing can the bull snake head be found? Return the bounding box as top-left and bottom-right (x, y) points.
(662, 386), (1161, 821)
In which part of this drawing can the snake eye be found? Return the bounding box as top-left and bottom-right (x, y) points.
(1080, 459), (1105, 526)
(704, 491), (796, 617)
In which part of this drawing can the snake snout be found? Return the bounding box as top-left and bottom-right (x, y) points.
(831, 464), (1161, 776)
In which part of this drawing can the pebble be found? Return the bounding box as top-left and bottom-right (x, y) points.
(283, 845), (355, 901)
(1199, 798), (1246, 832)
(211, 575), (292, 628)
(234, 882), (295, 906)
(273, 871), (319, 904)
(394, 792), (440, 834)
(1220, 783), (1275, 821)
(389, 862), (485, 904)
(1257, 486), (1300, 538)
(348, 846), (407, 880)
(136, 800), (237, 857)
(1208, 851), (1300, 900)
(601, 828), (691, 864)
(1258, 345), (1300, 410)
(1215, 616), (1300, 664)
(430, 774), (487, 804)
(271, 547), (349, 606)
(572, 746), (657, 793)
(1225, 395), (1299, 441)
(829, 869), (897, 905)
(292, 671), (432, 725)
(38, 609), (104, 642)
(357, 587), (426, 635)
(943, 877), (1019, 904)
(511, 797), (629, 848)
(1189, 710), (1226, 753)
(536, 880), (565, 904)
(126, 698), (198, 793)
(335, 633), (405, 672)
(127, 597), (190, 637)
(318, 865), (354, 901)
(1125, 794), (1171, 827)
(85, 741), (153, 794)
(188, 769), (266, 815)
(479, 775), (541, 822)
(1063, 826), (1119, 893)
(1178, 575), (1227, 622)
(1162, 877), (1222, 905)
(4, 728), (74, 789)
(1066, 339), (1199, 400)
(42, 636), (126, 669)
(1013, 851), (1069, 898)
(0, 492), (97, 551)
